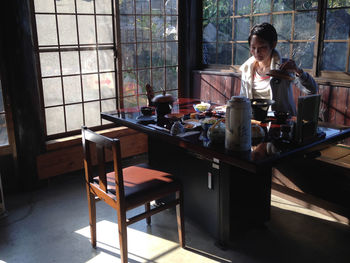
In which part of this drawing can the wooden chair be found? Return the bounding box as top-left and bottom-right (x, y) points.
(81, 126), (185, 262)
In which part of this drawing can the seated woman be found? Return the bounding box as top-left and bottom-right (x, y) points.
(239, 22), (318, 116)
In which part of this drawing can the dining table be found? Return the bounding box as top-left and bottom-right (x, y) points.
(101, 98), (350, 248)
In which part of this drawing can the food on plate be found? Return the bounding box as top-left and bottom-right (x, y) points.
(201, 117), (217, 125)
(194, 102), (211, 112)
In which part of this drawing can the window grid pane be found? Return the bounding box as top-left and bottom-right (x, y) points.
(34, 0), (118, 137)
(119, 0), (179, 110)
(202, 0), (349, 76)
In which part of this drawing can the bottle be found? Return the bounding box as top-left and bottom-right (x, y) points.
(225, 96), (252, 151)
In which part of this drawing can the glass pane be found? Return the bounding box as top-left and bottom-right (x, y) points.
(101, 99), (117, 124)
(35, 0), (55, 13)
(0, 114), (8, 146)
(203, 43), (216, 64)
(138, 95), (148, 107)
(152, 16), (165, 41)
(81, 50), (98, 73)
(78, 15), (96, 44)
(203, 0), (217, 20)
(119, 0), (134, 14)
(166, 16), (178, 41)
(273, 14), (292, 40)
(40, 52), (61, 77)
(136, 0), (150, 14)
(100, 72), (116, 99)
(295, 0), (318, 10)
(294, 11), (316, 40)
(123, 71), (137, 96)
(217, 43), (232, 65)
(46, 106), (65, 135)
(328, 0), (350, 8)
(234, 43), (249, 65)
(218, 18), (232, 41)
(63, 76), (82, 104)
(84, 101), (101, 127)
(252, 15), (270, 26)
(325, 9), (350, 40)
(152, 42), (165, 67)
(138, 69), (151, 93)
(165, 0), (178, 15)
(123, 96), (138, 109)
(136, 16), (150, 42)
(273, 0), (293, 11)
(82, 74), (99, 101)
(234, 17), (250, 41)
(166, 67), (178, 90)
(203, 19), (217, 42)
(96, 0), (112, 14)
(56, 0), (75, 13)
(235, 0), (250, 15)
(96, 15), (113, 43)
(253, 0), (271, 14)
(167, 89), (178, 100)
(292, 42), (314, 69)
(65, 104), (83, 131)
(151, 0), (164, 14)
(120, 15), (136, 43)
(321, 42), (347, 71)
(99, 49), (115, 72)
(76, 0), (94, 13)
(121, 44), (136, 70)
(218, 0), (233, 16)
(137, 43), (151, 68)
(36, 15), (58, 46)
(42, 77), (63, 107)
(58, 15), (78, 45)
(277, 42), (291, 59)
(166, 42), (177, 66)
(152, 68), (165, 92)
(61, 51), (80, 75)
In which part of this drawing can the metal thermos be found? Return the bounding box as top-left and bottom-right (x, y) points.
(225, 96), (252, 151)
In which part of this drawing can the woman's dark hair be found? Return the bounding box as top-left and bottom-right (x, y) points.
(248, 23), (277, 48)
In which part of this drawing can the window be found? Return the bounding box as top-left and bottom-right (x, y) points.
(202, 0), (350, 80)
(32, 0), (178, 138)
(118, 0), (178, 109)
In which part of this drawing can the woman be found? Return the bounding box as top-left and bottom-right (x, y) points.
(239, 23), (318, 116)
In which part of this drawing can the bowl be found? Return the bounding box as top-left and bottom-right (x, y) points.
(164, 113), (184, 120)
(251, 99), (275, 121)
(140, 106), (155, 116)
(193, 102), (211, 112)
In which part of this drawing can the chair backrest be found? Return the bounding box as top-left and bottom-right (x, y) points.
(81, 126), (125, 198)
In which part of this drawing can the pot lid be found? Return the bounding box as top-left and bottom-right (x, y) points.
(152, 91), (175, 103)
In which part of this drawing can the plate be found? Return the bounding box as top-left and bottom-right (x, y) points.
(183, 119), (201, 130)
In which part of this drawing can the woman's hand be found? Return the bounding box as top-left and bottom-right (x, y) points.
(279, 59), (303, 76)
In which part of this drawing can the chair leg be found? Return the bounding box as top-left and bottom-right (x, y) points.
(145, 202), (151, 225)
(176, 190), (185, 248)
(87, 190), (96, 248)
(117, 211), (128, 263)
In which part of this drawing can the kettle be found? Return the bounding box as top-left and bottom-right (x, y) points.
(152, 91), (175, 118)
(225, 96), (251, 151)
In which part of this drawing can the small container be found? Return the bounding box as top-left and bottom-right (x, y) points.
(225, 96), (252, 151)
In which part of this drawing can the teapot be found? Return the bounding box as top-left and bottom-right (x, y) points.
(152, 91), (175, 118)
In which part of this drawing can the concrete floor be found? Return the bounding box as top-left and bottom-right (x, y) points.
(1, 171), (350, 263)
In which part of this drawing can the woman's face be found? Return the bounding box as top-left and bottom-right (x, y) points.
(249, 35), (275, 63)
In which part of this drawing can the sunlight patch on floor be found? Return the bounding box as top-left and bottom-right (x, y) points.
(75, 220), (228, 263)
(271, 195), (348, 224)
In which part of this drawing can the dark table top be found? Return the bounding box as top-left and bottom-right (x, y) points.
(101, 98), (350, 173)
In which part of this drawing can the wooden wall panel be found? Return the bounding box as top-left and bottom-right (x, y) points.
(192, 71), (241, 105)
(36, 129), (148, 180)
